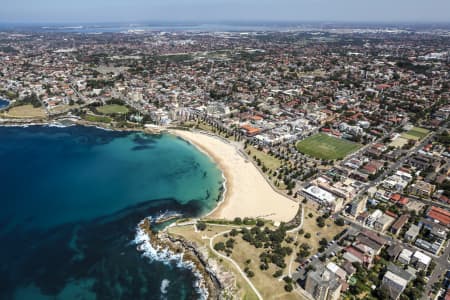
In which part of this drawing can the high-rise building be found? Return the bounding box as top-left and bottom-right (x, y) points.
(305, 266), (342, 300)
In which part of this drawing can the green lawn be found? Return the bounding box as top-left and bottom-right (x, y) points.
(247, 146), (282, 171)
(401, 127), (429, 141)
(84, 114), (112, 123)
(97, 104), (129, 115)
(296, 133), (362, 160)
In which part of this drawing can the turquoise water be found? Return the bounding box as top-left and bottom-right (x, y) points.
(0, 125), (223, 299)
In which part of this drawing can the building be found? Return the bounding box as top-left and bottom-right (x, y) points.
(326, 262), (347, 281)
(349, 197), (367, 217)
(408, 180), (436, 198)
(300, 185), (343, 212)
(390, 214), (410, 235)
(305, 267), (342, 300)
(415, 238), (442, 256)
(404, 224), (421, 242)
(427, 206), (450, 227)
(398, 249), (413, 265)
(366, 209), (383, 227)
(374, 213), (396, 232)
(411, 251), (432, 270)
(381, 271), (408, 300)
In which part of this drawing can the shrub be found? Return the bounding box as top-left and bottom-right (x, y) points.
(304, 233), (311, 239)
(273, 270), (283, 278)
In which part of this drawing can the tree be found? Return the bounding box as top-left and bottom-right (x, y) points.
(284, 284), (293, 292)
(230, 228), (239, 237)
(196, 222), (206, 231)
(226, 238), (235, 249)
(319, 238), (328, 247)
(335, 218), (345, 226)
(214, 242), (225, 251)
(304, 232), (311, 239)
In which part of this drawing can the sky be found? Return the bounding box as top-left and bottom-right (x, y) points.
(0, 0), (449, 24)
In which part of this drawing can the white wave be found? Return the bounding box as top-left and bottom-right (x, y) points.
(160, 279), (170, 294)
(134, 217), (209, 299)
(47, 122), (69, 128)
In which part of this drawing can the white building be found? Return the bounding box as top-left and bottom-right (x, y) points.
(398, 249), (413, 265)
(411, 251), (432, 270)
(381, 271), (408, 300)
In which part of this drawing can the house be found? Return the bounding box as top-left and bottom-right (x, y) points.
(387, 243), (403, 260)
(404, 224), (421, 242)
(411, 251), (432, 270)
(408, 180), (436, 198)
(398, 249), (413, 265)
(374, 213), (396, 232)
(381, 271), (408, 300)
(361, 160), (384, 175)
(390, 215), (410, 235)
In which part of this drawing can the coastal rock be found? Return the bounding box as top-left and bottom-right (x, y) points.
(138, 219), (237, 299)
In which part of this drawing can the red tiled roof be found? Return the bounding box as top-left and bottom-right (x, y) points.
(428, 206), (450, 226)
(399, 197), (409, 205)
(385, 210), (398, 218)
(390, 193), (401, 201)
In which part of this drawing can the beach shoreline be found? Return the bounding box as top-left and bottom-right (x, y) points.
(171, 129), (299, 223)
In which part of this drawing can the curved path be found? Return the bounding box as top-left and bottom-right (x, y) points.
(207, 229), (263, 300)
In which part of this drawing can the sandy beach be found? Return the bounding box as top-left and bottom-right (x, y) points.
(172, 130), (299, 223)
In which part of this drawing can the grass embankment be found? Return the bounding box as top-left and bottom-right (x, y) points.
(296, 133), (361, 160)
(401, 127), (429, 141)
(3, 104), (46, 119)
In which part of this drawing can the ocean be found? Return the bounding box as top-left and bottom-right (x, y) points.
(0, 125), (224, 300)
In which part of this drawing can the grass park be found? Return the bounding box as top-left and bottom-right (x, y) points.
(96, 104), (129, 115)
(2, 104), (46, 119)
(401, 126), (429, 141)
(84, 114), (112, 123)
(296, 133), (362, 160)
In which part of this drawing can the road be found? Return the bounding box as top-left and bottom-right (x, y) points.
(423, 240), (450, 300)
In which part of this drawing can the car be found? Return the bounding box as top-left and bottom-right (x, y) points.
(312, 254), (318, 259)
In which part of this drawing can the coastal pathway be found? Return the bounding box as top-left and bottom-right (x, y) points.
(206, 229), (263, 300)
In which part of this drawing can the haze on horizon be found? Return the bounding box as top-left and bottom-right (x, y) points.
(0, 0), (449, 24)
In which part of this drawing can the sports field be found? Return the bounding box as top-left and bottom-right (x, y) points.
(401, 127), (429, 141)
(296, 133), (362, 160)
(97, 104), (129, 115)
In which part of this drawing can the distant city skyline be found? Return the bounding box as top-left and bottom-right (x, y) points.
(1, 0), (449, 24)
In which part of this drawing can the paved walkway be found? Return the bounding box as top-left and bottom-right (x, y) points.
(207, 229), (264, 300)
